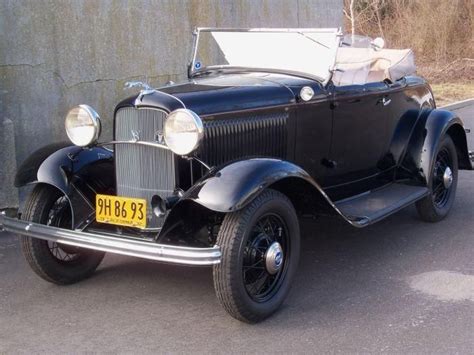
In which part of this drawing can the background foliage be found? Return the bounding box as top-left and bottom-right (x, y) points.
(343, 0), (473, 105)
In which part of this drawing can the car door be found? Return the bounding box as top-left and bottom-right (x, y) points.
(327, 81), (393, 190)
(293, 85), (333, 185)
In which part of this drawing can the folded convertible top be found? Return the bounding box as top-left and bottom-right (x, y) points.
(333, 47), (416, 86)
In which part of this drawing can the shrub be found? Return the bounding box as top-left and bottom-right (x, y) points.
(344, 0), (473, 82)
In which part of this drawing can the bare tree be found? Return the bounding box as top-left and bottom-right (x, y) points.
(371, 0), (385, 38)
(343, 0), (374, 38)
(349, 0), (355, 37)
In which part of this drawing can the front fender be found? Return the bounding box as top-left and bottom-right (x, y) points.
(399, 109), (472, 184)
(160, 158), (362, 241)
(16, 145), (113, 194)
(15, 142), (71, 187)
(181, 158), (340, 219)
(182, 159), (313, 212)
(15, 144), (114, 227)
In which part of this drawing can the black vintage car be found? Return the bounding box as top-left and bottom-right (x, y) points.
(1, 28), (472, 323)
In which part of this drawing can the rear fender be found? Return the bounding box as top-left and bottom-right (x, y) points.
(15, 144), (114, 228)
(398, 109), (472, 183)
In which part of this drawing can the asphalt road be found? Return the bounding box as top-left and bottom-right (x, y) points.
(1, 103), (473, 354)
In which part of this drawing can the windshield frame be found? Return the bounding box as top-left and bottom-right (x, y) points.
(188, 28), (342, 83)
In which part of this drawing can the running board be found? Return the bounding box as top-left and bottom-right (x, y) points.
(335, 183), (429, 227)
(0, 212), (221, 266)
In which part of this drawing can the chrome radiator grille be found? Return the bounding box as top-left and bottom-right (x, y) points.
(115, 107), (175, 229)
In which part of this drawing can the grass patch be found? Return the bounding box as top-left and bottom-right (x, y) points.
(431, 82), (474, 107)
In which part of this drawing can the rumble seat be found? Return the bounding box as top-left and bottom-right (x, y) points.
(333, 47), (415, 86)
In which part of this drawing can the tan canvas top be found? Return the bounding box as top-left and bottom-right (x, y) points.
(332, 47), (416, 86)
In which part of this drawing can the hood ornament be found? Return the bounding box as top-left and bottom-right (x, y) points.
(124, 81), (156, 106)
(124, 81), (153, 91)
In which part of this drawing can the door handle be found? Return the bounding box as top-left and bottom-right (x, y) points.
(378, 97), (391, 106)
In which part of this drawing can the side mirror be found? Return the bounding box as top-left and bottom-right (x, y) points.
(371, 37), (385, 51)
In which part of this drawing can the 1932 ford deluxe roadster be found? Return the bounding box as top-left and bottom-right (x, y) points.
(1, 28), (472, 323)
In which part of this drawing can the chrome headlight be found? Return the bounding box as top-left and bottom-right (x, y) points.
(65, 105), (101, 147)
(164, 109), (204, 155)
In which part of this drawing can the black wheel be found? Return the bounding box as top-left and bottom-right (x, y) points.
(20, 184), (105, 285)
(416, 135), (458, 222)
(213, 189), (300, 323)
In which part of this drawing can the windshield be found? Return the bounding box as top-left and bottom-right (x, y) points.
(340, 34), (374, 48)
(190, 28), (341, 83)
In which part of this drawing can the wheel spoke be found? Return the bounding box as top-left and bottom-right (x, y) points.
(245, 259), (264, 269)
(46, 197), (79, 262)
(266, 217), (276, 238)
(429, 146), (456, 209)
(242, 212), (290, 302)
(253, 272), (269, 294)
(254, 222), (265, 234)
(256, 274), (275, 294)
(249, 270), (266, 294)
(434, 183), (444, 192)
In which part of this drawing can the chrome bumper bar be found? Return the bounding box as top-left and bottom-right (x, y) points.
(0, 212), (221, 266)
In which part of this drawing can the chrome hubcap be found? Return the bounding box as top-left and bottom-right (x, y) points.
(265, 242), (284, 275)
(443, 167), (453, 189)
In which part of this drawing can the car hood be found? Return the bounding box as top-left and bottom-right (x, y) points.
(157, 73), (313, 115)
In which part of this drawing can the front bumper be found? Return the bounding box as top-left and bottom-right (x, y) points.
(0, 212), (221, 266)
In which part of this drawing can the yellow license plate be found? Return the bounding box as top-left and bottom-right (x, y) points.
(96, 194), (147, 228)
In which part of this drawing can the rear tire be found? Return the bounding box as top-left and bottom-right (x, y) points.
(213, 189), (300, 323)
(416, 135), (458, 222)
(20, 184), (105, 285)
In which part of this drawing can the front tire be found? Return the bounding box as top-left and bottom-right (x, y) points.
(416, 135), (458, 222)
(213, 189), (300, 323)
(20, 184), (105, 285)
